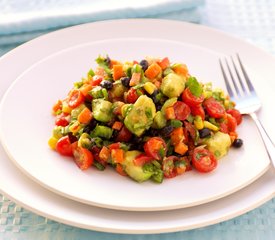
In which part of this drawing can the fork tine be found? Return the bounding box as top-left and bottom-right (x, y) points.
(236, 54), (254, 92)
(224, 58), (241, 96)
(230, 56), (246, 93)
(219, 59), (234, 97)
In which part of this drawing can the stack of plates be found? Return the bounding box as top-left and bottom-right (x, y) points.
(0, 19), (274, 234)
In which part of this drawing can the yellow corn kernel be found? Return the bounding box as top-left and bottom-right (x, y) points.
(48, 136), (58, 149)
(69, 121), (81, 133)
(62, 102), (72, 114)
(194, 116), (204, 130)
(144, 82), (157, 95)
(203, 121), (219, 131)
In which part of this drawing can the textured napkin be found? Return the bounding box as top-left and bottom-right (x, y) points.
(0, 0), (204, 54)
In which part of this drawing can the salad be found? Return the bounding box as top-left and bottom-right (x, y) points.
(48, 55), (243, 183)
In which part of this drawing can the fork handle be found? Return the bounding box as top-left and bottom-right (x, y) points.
(249, 112), (275, 168)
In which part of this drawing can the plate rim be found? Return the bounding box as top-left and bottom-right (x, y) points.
(0, 19), (275, 233)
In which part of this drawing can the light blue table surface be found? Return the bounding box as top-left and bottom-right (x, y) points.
(0, 0), (275, 239)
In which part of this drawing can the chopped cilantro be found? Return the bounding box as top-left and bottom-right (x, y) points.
(186, 77), (203, 97)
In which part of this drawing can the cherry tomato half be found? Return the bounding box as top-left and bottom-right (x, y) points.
(192, 147), (217, 173)
(55, 113), (70, 127)
(190, 104), (205, 120)
(173, 101), (191, 121)
(162, 156), (178, 178)
(68, 89), (85, 108)
(143, 137), (167, 161)
(227, 109), (242, 125)
(56, 136), (73, 156)
(226, 113), (237, 132)
(133, 154), (153, 166)
(182, 87), (204, 107)
(203, 97), (225, 118)
(90, 75), (103, 86)
(72, 143), (94, 170)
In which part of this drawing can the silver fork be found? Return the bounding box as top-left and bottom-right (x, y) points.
(219, 54), (275, 168)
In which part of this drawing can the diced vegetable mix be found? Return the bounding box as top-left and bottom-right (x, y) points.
(48, 55), (243, 183)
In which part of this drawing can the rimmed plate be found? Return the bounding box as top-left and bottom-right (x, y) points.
(0, 20), (274, 233)
(0, 24), (272, 211)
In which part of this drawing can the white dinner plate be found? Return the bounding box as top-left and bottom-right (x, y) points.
(0, 31), (271, 211)
(0, 19), (274, 233)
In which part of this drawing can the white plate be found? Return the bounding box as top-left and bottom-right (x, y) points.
(0, 37), (270, 211)
(0, 19), (274, 233)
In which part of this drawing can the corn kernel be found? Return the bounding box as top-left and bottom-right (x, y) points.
(194, 116), (204, 130)
(48, 136), (58, 149)
(203, 121), (219, 131)
(144, 82), (157, 95)
(62, 102), (72, 114)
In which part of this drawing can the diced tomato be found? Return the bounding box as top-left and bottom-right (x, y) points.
(227, 109), (242, 125)
(203, 97), (225, 118)
(182, 88), (204, 107)
(68, 89), (85, 108)
(192, 147), (217, 173)
(72, 144), (94, 170)
(190, 104), (205, 120)
(162, 156), (178, 178)
(143, 137), (167, 160)
(133, 154), (153, 166)
(55, 136), (73, 156)
(173, 101), (191, 121)
(179, 156), (192, 171)
(55, 113), (70, 127)
(115, 126), (132, 142)
(125, 88), (139, 103)
(90, 75), (103, 86)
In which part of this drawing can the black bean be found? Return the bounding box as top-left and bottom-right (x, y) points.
(100, 80), (113, 90)
(233, 138), (243, 148)
(121, 77), (131, 87)
(160, 125), (174, 138)
(156, 105), (162, 111)
(140, 59), (149, 71)
(83, 120), (97, 133)
(199, 128), (211, 138)
(104, 55), (111, 67)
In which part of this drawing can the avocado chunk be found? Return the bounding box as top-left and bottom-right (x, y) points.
(92, 99), (113, 123)
(160, 73), (186, 98)
(123, 151), (153, 182)
(152, 111), (167, 129)
(124, 95), (156, 136)
(205, 131), (231, 159)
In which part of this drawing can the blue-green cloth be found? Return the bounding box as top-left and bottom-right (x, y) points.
(0, 0), (203, 52)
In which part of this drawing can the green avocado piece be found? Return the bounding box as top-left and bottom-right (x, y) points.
(123, 151), (153, 182)
(152, 111), (167, 129)
(124, 95), (156, 136)
(160, 73), (186, 98)
(161, 97), (177, 114)
(92, 99), (113, 122)
(204, 131), (231, 159)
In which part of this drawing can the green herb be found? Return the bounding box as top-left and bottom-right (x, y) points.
(95, 55), (112, 76)
(170, 119), (183, 128)
(186, 77), (203, 97)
